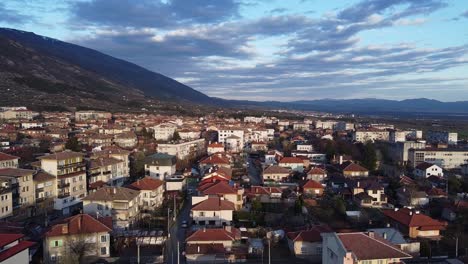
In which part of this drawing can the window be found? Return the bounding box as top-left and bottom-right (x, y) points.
(100, 247), (107, 255)
(199, 212), (205, 217)
(51, 240), (63, 247)
(97, 204), (103, 210)
(101, 235), (107, 242)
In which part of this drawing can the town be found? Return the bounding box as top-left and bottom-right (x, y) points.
(0, 106), (466, 264)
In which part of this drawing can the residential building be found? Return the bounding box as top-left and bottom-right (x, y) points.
(408, 148), (468, 169)
(153, 123), (177, 141)
(91, 147), (131, 178)
(302, 180), (324, 197)
(293, 122), (310, 131)
(315, 120), (338, 130)
(218, 128), (244, 148)
(207, 142), (224, 155)
(335, 121), (354, 131)
(287, 225), (332, 262)
(352, 181), (388, 208)
(82, 186), (140, 230)
(262, 165), (290, 182)
(191, 196), (235, 226)
(144, 153), (176, 180)
(352, 129), (390, 143)
(244, 186), (282, 204)
(38, 151), (87, 216)
(196, 181), (244, 210)
(278, 157), (305, 172)
(74, 111), (111, 122)
(0, 108), (33, 120)
(426, 131), (458, 145)
(0, 188), (12, 219)
(113, 132), (138, 149)
(43, 214), (111, 263)
(413, 162), (443, 178)
(321, 232), (412, 264)
(0, 153), (19, 169)
(89, 157), (128, 187)
(389, 141), (426, 165)
(0, 168), (35, 219)
(383, 208), (447, 239)
(307, 167), (327, 182)
(396, 187), (429, 207)
(128, 177), (164, 210)
(185, 227), (245, 263)
(33, 171), (57, 216)
(367, 228), (420, 256)
(339, 162), (369, 177)
(0, 233), (35, 264)
(157, 138), (205, 159)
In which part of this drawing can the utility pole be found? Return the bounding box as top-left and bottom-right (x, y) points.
(455, 236), (459, 258)
(174, 195), (177, 220)
(268, 239), (271, 264)
(177, 240), (180, 264)
(137, 242), (140, 264)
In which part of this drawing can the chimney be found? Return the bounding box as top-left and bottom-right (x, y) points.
(339, 155), (343, 165)
(409, 211), (413, 216)
(368, 231), (375, 238)
(383, 232), (387, 239)
(357, 181), (360, 188)
(62, 224), (68, 234)
(394, 208), (399, 211)
(197, 246), (200, 253)
(78, 216), (82, 230)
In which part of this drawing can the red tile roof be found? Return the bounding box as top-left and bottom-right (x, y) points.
(383, 208), (447, 229)
(308, 167), (326, 175)
(45, 214), (112, 237)
(0, 152), (19, 161)
(128, 177), (164, 191)
(186, 228), (240, 242)
(208, 142), (224, 148)
(0, 234), (23, 247)
(263, 165), (290, 174)
(337, 232), (412, 260)
(279, 157), (304, 164)
(287, 225), (332, 242)
(341, 162), (368, 172)
(200, 155), (230, 165)
(0, 239), (35, 262)
(303, 180), (324, 190)
(198, 181), (237, 195)
(191, 197), (235, 211)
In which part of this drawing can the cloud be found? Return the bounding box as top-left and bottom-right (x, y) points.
(270, 8), (288, 14)
(71, 0), (240, 28)
(0, 3), (28, 24)
(462, 10), (468, 18)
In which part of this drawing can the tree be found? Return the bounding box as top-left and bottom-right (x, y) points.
(172, 131), (181, 141)
(361, 142), (377, 171)
(252, 199), (263, 213)
(66, 235), (94, 263)
(65, 136), (81, 152)
(130, 151), (146, 180)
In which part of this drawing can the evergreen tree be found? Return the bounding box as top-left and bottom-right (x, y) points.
(65, 136), (81, 152)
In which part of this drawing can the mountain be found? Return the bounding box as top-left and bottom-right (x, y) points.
(0, 27), (213, 111)
(1, 28), (467, 115)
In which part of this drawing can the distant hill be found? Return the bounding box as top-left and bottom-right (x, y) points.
(0, 28), (213, 111)
(1, 27), (467, 115)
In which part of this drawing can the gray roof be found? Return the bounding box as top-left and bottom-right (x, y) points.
(367, 228), (407, 245)
(145, 153), (176, 166)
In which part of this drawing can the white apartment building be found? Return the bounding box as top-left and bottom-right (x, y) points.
(293, 123), (310, 131)
(153, 123), (177, 141)
(334, 121), (355, 131)
(218, 128), (244, 147)
(315, 120), (338, 130)
(390, 130), (423, 143)
(390, 141), (426, 164)
(352, 129), (390, 143)
(408, 148), (468, 169)
(74, 111), (111, 122)
(157, 138), (205, 159)
(426, 131), (458, 145)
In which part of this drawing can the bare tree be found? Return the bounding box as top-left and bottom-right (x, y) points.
(63, 235), (95, 264)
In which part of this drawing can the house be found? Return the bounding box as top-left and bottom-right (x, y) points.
(128, 177), (165, 210)
(82, 186), (140, 230)
(264, 150), (283, 165)
(38, 151), (87, 216)
(251, 141), (267, 152)
(368, 228), (420, 256)
(321, 232), (412, 264)
(244, 186), (282, 204)
(207, 142), (224, 155)
(185, 227), (246, 263)
(352, 181), (388, 208)
(91, 146), (130, 177)
(0, 168), (36, 219)
(191, 196), (235, 226)
(199, 153), (231, 173)
(302, 180), (324, 197)
(442, 200), (468, 221)
(157, 138), (205, 159)
(262, 165), (290, 182)
(0, 153), (19, 169)
(413, 162), (443, 178)
(307, 167), (327, 182)
(153, 123), (177, 141)
(43, 214), (111, 264)
(197, 181), (244, 210)
(0, 233), (35, 264)
(339, 162), (369, 177)
(113, 132), (137, 149)
(200, 167), (232, 184)
(383, 208), (447, 239)
(286, 225), (332, 262)
(396, 187), (429, 207)
(279, 157), (305, 172)
(144, 153), (176, 180)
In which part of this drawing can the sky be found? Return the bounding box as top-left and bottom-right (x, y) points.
(1, 0), (468, 102)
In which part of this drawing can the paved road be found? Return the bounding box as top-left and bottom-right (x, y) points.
(165, 180), (197, 264)
(247, 156), (263, 185)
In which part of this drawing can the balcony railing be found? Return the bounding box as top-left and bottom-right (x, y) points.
(57, 161), (86, 169)
(58, 192), (70, 199)
(57, 182), (70, 188)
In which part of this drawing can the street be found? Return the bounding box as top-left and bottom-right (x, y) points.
(247, 155), (263, 185)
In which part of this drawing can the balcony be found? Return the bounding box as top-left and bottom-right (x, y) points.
(57, 161), (86, 169)
(57, 182), (70, 188)
(36, 187), (44, 193)
(58, 192), (70, 199)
